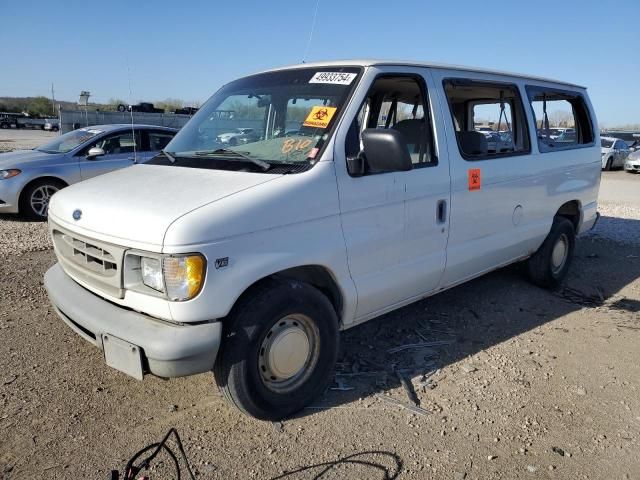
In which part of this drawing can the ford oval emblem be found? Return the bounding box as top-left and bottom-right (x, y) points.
(72, 209), (82, 221)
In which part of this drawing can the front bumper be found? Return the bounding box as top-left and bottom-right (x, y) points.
(0, 179), (22, 213)
(45, 263), (222, 379)
(624, 162), (640, 172)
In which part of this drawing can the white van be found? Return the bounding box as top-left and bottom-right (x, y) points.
(44, 60), (601, 420)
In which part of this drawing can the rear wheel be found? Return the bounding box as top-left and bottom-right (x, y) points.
(214, 278), (339, 420)
(527, 216), (575, 289)
(20, 179), (65, 220)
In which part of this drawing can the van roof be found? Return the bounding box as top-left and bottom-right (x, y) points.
(261, 59), (586, 89)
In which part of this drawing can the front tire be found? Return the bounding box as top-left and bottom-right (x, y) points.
(604, 157), (613, 171)
(20, 179), (65, 220)
(527, 216), (575, 289)
(214, 279), (339, 420)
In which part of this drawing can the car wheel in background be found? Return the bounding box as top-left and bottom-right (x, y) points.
(604, 157), (613, 171)
(20, 179), (66, 221)
(526, 216), (575, 289)
(117, 104), (127, 112)
(214, 278), (339, 420)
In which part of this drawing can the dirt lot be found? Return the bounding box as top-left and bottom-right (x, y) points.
(1, 132), (639, 479)
(0, 128), (57, 153)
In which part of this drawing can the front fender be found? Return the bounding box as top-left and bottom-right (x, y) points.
(165, 215), (358, 327)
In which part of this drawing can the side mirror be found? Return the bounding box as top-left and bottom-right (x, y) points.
(359, 128), (412, 174)
(86, 147), (105, 159)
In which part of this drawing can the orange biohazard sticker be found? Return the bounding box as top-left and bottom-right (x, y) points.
(468, 168), (481, 191)
(303, 106), (337, 129)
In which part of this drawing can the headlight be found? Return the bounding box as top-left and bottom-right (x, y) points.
(125, 253), (206, 301)
(0, 169), (21, 179)
(141, 257), (164, 292)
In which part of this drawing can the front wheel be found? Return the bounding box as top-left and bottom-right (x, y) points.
(527, 216), (575, 289)
(214, 279), (339, 420)
(20, 179), (65, 220)
(604, 157), (613, 171)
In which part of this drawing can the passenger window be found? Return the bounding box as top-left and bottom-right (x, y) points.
(148, 132), (174, 151)
(526, 86), (594, 151)
(84, 131), (141, 156)
(443, 79), (530, 160)
(346, 75), (436, 171)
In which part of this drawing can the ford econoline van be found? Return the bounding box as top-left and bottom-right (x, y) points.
(44, 60), (600, 420)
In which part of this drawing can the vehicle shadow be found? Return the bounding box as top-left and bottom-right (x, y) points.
(296, 218), (640, 416)
(268, 450), (402, 479)
(0, 213), (42, 223)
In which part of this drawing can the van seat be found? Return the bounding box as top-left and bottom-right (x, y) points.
(457, 131), (488, 156)
(393, 119), (423, 162)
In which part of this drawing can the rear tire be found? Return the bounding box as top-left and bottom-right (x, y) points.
(20, 179), (65, 221)
(214, 278), (339, 420)
(527, 216), (575, 289)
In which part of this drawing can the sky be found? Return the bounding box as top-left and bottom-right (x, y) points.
(1, 0), (638, 126)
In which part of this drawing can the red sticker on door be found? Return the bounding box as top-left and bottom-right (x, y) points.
(468, 168), (481, 191)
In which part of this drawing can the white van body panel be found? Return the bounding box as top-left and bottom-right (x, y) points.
(161, 160), (358, 324)
(333, 65), (452, 321)
(48, 165), (281, 251)
(428, 68), (600, 286)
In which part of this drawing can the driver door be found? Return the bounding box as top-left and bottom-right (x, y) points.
(78, 130), (142, 180)
(335, 67), (450, 321)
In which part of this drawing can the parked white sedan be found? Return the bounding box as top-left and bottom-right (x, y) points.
(624, 149), (640, 173)
(601, 136), (630, 170)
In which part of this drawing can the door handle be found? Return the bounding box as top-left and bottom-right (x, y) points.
(436, 199), (447, 223)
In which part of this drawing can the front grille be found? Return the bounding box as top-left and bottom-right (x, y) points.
(50, 221), (127, 298)
(60, 234), (118, 276)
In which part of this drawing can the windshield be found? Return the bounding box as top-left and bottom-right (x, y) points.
(156, 67), (362, 172)
(36, 128), (103, 154)
(601, 139), (614, 148)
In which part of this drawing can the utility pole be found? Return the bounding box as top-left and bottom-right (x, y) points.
(51, 83), (55, 115)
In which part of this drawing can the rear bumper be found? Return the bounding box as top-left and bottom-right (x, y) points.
(44, 263), (221, 378)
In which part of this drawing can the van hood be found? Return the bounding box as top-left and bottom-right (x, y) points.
(0, 149), (58, 169)
(48, 164), (282, 249)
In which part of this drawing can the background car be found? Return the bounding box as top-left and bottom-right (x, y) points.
(117, 102), (164, 113)
(216, 128), (259, 145)
(555, 131), (577, 144)
(0, 124), (177, 219)
(624, 149), (640, 173)
(44, 119), (59, 131)
(601, 136), (630, 170)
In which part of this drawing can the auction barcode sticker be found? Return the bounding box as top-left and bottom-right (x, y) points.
(309, 72), (357, 85)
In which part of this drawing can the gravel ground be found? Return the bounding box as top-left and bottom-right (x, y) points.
(1, 135), (639, 479)
(0, 128), (57, 153)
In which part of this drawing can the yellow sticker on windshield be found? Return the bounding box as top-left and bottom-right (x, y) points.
(303, 106), (337, 129)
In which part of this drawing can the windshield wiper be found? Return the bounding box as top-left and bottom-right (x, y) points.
(160, 149), (176, 163)
(193, 149), (270, 171)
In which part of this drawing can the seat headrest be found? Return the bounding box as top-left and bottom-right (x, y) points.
(393, 119), (423, 153)
(457, 131), (488, 156)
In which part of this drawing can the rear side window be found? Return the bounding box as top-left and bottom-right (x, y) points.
(526, 86), (594, 151)
(443, 79), (530, 160)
